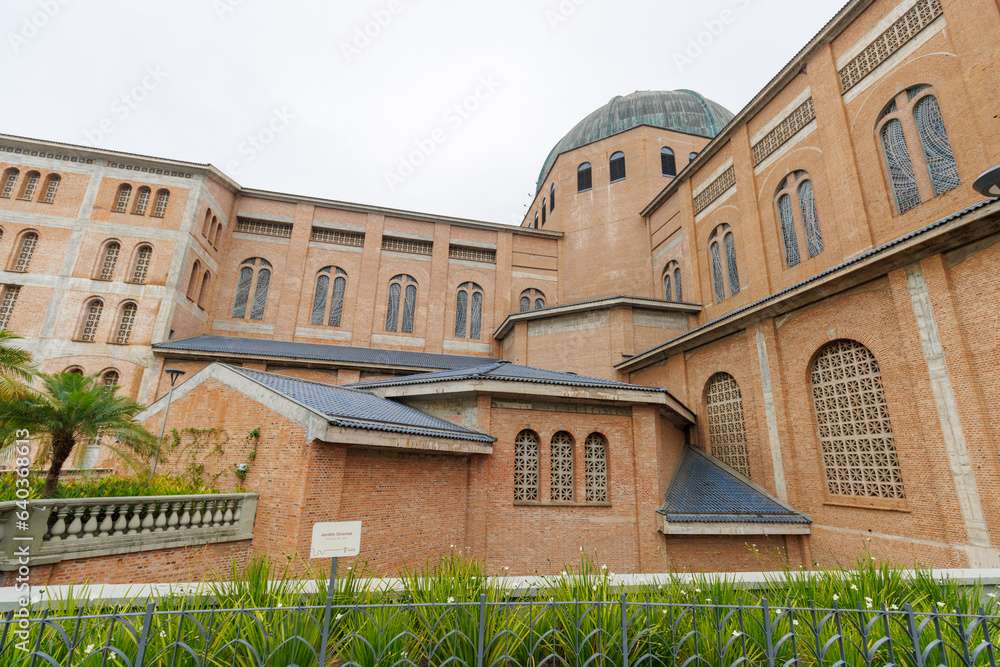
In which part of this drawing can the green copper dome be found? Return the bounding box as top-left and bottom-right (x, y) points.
(536, 90), (734, 191)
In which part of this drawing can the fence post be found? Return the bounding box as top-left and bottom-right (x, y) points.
(132, 601), (156, 667)
(761, 598), (775, 667)
(477, 594), (486, 667)
(905, 603), (924, 667)
(621, 593), (629, 667)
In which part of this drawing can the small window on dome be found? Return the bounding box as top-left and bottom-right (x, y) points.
(661, 147), (676, 177)
(577, 163), (592, 192)
(610, 152), (626, 183)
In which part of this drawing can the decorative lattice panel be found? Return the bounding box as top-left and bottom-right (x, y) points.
(80, 301), (103, 342)
(382, 237), (433, 256)
(152, 190), (169, 217)
(0, 286), (20, 329)
(514, 430), (539, 501)
(133, 188), (150, 215)
(40, 175), (60, 203)
(131, 246), (152, 284)
(838, 0), (943, 92)
(98, 243), (119, 281)
(449, 245), (496, 264)
(585, 433), (608, 502)
(812, 340), (905, 499)
(1, 170), (18, 198)
(705, 373), (751, 478)
(114, 186), (131, 213)
(753, 98), (816, 166)
(19, 173), (39, 200)
(102, 370), (119, 386)
(693, 166), (736, 214)
(550, 432), (574, 502)
(311, 227), (365, 247)
(12, 234), (37, 272)
(115, 303), (137, 344)
(236, 218), (292, 238)
(913, 94), (960, 196)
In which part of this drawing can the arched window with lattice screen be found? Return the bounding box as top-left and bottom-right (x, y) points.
(585, 432), (608, 502)
(550, 431), (574, 501)
(514, 430), (539, 501)
(114, 302), (137, 344)
(97, 241), (120, 281)
(811, 339), (905, 499)
(455, 282), (483, 339)
(385, 274), (417, 333)
(705, 373), (751, 478)
(79, 299), (103, 342)
(130, 245), (152, 284)
(231, 257), (272, 321)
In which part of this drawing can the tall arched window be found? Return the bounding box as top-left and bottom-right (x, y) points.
(101, 370), (119, 386)
(550, 431), (574, 501)
(811, 340), (905, 499)
(774, 170), (824, 267)
(877, 85), (959, 215)
(541, 200), (546, 226)
(0, 169), (19, 199)
(577, 162), (592, 192)
(514, 429), (540, 501)
(664, 260), (682, 301)
(130, 245), (152, 284)
(187, 261), (201, 300)
(585, 432), (608, 502)
(40, 174), (60, 203)
(231, 257), (272, 321)
(197, 270), (211, 308)
(114, 302), (137, 344)
(152, 189), (170, 217)
(533, 212), (538, 229)
(97, 241), (120, 281)
(79, 299), (104, 342)
(705, 373), (750, 478)
(385, 274), (417, 333)
(549, 184), (555, 211)
(609, 151), (626, 182)
(11, 232), (37, 272)
(454, 281), (483, 339)
(113, 184), (132, 213)
(673, 265), (683, 302)
(210, 217), (221, 246)
(18, 171), (40, 200)
(661, 147), (676, 177)
(202, 210), (212, 236)
(133, 187), (151, 215)
(311, 266), (347, 327)
(519, 288), (545, 312)
(0, 285), (21, 330)
(708, 224), (739, 302)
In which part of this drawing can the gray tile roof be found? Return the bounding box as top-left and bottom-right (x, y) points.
(154, 335), (496, 371)
(347, 360), (671, 393)
(660, 447), (810, 524)
(227, 365), (494, 443)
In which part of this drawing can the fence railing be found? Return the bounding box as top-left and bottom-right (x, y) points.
(2, 597), (998, 667)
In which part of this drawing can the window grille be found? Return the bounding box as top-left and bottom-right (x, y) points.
(385, 283), (401, 332)
(382, 236), (432, 255)
(330, 275), (346, 327)
(798, 179), (824, 257)
(520, 297), (530, 313)
(663, 273), (672, 302)
(455, 290), (468, 338)
(455, 282), (483, 339)
(133, 187), (150, 215)
(705, 373), (751, 478)
(811, 340), (905, 499)
(514, 430), (539, 501)
(449, 245), (496, 264)
(664, 261), (681, 301)
(311, 227), (365, 247)
(520, 288), (545, 312)
(752, 98), (816, 165)
(724, 232), (740, 296)
(40, 174), (60, 203)
(80, 300), (103, 342)
(232, 267), (253, 318)
(98, 242), (120, 280)
(402, 284), (416, 333)
(311, 267), (347, 327)
(131, 246), (152, 284)
(609, 151), (626, 183)
(913, 95), (960, 196)
(102, 370), (119, 386)
(881, 119), (920, 214)
(549, 184), (555, 211)
(235, 218), (292, 238)
(12, 233), (37, 272)
(577, 163), (592, 192)
(777, 193), (800, 267)
(470, 292), (482, 339)
(693, 166), (736, 214)
(0, 169), (18, 198)
(312, 274), (330, 326)
(152, 190), (169, 217)
(661, 147), (676, 177)
(550, 431), (574, 501)
(386, 274), (417, 333)
(585, 432), (608, 502)
(19, 172), (39, 200)
(232, 258), (272, 319)
(249, 268), (270, 320)
(0, 285), (20, 329)
(674, 267), (683, 302)
(114, 185), (132, 213)
(710, 241), (725, 303)
(115, 303), (137, 344)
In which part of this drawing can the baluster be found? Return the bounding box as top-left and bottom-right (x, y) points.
(65, 508), (83, 540)
(98, 505), (115, 537)
(153, 502), (169, 532)
(179, 501), (192, 529)
(126, 503), (143, 534)
(202, 500), (216, 528)
(140, 503), (156, 533)
(0, 513), (8, 543)
(232, 500), (242, 527)
(223, 499), (234, 526)
(112, 504), (129, 536)
(213, 500), (225, 526)
(166, 502), (181, 532)
(190, 501), (203, 528)
(81, 506), (100, 539)
(49, 507), (69, 541)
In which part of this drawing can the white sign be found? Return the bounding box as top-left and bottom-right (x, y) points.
(310, 521), (362, 559)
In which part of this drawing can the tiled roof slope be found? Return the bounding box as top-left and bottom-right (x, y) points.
(227, 365), (494, 442)
(661, 447), (810, 524)
(154, 335), (496, 371)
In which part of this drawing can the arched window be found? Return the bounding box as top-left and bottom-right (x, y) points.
(40, 174), (60, 203)
(550, 184), (555, 211)
(113, 184), (132, 213)
(708, 224), (739, 302)
(385, 274), (417, 333)
(877, 85), (959, 215)
(454, 282), (484, 339)
(689, 152), (699, 161)
(231, 257), (272, 321)
(584, 432), (608, 502)
(0, 169), (19, 198)
(198, 271), (211, 308)
(541, 200), (546, 226)
(0, 285), (21, 330)
(811, 340), (905, 499)
(210, 217), (220, 246)
(705, 373), (750, 478)
(65, 366), (85, 375)
(673, 265), (683, 302)
(550, 431), (574, 501)
(664, 260), (682, 301)
(132, 186), (151, 215)
(514, 429), (540, 501)
(311, 266), (347, 327)
(187, 261), (201, 300)
(661, 147), (677, 177)
(577, 162), (592, 192)
(130, 245), (152, 284)
(18, 171), (40, 200)
(533, 212), (538, 229)
(663, 271), (672, 303)
(97, 241), (120, 281)
(774, 170), (824, 267)
(79, 299), (104, 342)
(114, 302), (137, 344)
(519, 288), (545, 312)
(202, 210), (212, 236)
(609, 151), (626, 183)
(11, 232), (37, 272)
(101, 370), (119, 386)
(152, 189), (170, 218)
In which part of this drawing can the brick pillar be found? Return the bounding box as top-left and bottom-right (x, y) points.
(353, 214), (385, 348)
(273, 203), (315, 339)
(631, 404), (663, 572)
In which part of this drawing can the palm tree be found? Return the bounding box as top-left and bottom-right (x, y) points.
(0, 330), (34, 400)
(0, 372), (158, 498)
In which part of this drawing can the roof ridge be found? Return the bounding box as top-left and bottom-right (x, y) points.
(226, 363), (379, 396)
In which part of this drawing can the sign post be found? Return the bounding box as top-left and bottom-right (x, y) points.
(311, 520), (361, 661)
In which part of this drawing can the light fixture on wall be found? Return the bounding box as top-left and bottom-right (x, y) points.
(973, 165), (1000, 197)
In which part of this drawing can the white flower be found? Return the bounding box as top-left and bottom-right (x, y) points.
(159, 630), (167, 638)
(864, 597), (872, 602)
(866, 600), (873, 609)
(503, 566), (509, 571)
(937, 602), (946, 608)
(695, 588), (701, 593)
(277, 602), (283, 607)
(793, 620), (799, 626)
(601, 565), (607, 570)
(450, 544), (454, 548)
(561, 571), (567, 576)
(593, 586), (598, 591)
(891, 604), (899, 610)
(447, 597), (456, 604)
(732, 630), (742, 637)
(832, 594), (840, 601)
(661, 609), (667, 614)
(579, 546), (583, 551)
(335, 614), (343, 620)
(705, 597), (712, 603)
(84, 645), (95, 654)
(988, 593), (996, 599)
(850, 584), (858, 591)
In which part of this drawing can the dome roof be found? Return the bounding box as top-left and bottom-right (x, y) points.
(536, 90), (734, 191)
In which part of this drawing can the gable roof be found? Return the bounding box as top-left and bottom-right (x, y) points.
(661, 447), (810, 524)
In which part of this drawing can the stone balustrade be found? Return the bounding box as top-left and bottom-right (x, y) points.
(0, 493), (258, 568)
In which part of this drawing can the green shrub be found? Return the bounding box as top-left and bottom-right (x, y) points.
(0, 471), (217, 501)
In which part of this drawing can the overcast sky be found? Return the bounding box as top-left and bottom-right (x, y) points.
(2, 0), (847, 224)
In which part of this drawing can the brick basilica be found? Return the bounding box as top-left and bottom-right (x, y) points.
(2, 0), (1000, 583)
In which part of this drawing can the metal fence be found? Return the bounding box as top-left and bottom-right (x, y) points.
(2, 597), (998, 667)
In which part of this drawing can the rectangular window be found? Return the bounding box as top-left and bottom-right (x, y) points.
(311, 227), (365, 247)
(0, 286), (21, 329)
(382, 237), (433, 256)
(235, 218), (293, 238)
(448, 245), (496, 264)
